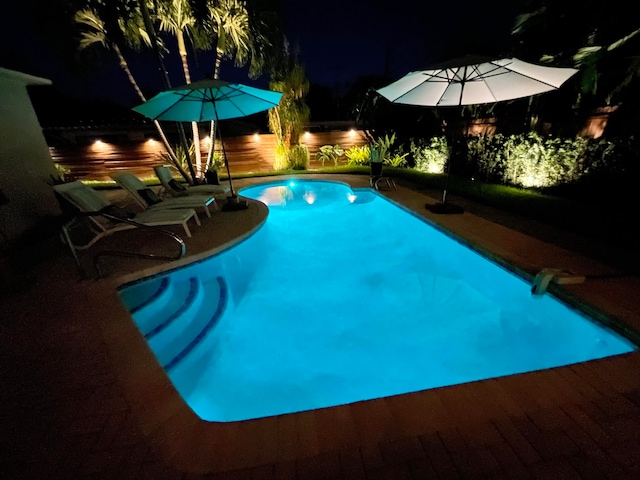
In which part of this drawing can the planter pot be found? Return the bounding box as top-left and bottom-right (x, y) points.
(204, 170), (219, 185)
(222, 194), (248, 211)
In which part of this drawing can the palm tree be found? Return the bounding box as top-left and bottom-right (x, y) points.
(189, 0), (282, 170)
(208, 0), (250, 78)
(199, 0), (250, 169)
(73, 5), (191, 181)
(268, 60), (310, 170)
(156, 0), (204, 179)
(137, 0), (196, 183)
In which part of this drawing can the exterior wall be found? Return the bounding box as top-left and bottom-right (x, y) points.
(0, 68), (59, 246)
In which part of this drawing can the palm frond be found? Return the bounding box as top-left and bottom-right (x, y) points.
(607, 27), (640, 52)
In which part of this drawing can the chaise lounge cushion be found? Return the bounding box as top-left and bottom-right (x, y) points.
(168, 179), (188, 192)
(137, 188), (163, 205)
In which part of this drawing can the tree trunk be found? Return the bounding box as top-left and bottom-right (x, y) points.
(205, 51), (223, 169)
(113, 45), (190, 180)
(138, 0), (193, 183)
(177, 32), (202, 182)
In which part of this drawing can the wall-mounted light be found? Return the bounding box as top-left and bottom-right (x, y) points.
(91, 138), (114, 153)
(253, 133), (260, 141)
(349, 129), (356, 137)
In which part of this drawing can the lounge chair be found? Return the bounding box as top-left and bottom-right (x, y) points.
(369, 162), (397, 190)
(111, 171), (217, 218)
(53, 181), (201, 248)
(154, 165), (229, 200)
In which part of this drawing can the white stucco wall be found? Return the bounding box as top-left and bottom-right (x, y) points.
(0, 68), (60, 247)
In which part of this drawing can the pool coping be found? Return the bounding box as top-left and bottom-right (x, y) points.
(97, 176), (640, 474)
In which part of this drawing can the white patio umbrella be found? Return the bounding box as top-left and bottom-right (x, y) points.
(377, 56), (578, 213)
(133, 78), (283, 209)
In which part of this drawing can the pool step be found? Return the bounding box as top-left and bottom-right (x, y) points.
(130, 279), (198, 337)
(147, 277), (204, 354)
(153, 276), (229, 372)
(120, 277), (176, 334)
(118, 277), (173, 330)
(119, 275), (230, 372)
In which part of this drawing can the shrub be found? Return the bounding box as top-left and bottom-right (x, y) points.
(158, 142), (194, 173)
(466, 134), (507, 182)
(386, 149), (409, 167)
(289, 145), (309, 170)
(461, 133), (630, 190)
(207, 151), (225, 171)
(345, 145), (370, 166)
(273, 143), (289, 171)
(315, 145), (344, 166)
(501, 133), (587, 188)
(411, 136), (449, 174)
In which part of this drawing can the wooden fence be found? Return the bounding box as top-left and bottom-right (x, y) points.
(49, 130), (369, 181)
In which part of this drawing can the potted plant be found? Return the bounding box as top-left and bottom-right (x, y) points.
(369, 145), (383, 177)
(204, 152), (225, 185)
(369, 133), (396, 177)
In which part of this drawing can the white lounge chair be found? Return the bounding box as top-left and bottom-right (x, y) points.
(53, 181), (201, 249)
(111, 171), (217, 218)
(154, 165), (229, 200)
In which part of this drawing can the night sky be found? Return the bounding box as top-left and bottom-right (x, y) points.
(2, 0), (521, 109)
(282, 1), (520, 92)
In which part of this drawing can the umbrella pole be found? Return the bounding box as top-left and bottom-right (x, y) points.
(426, 108), (464, 214)
(219, 133), (235, 198)
(441, 112), (461, 204)
(215, 110), (248, 211)
(212, 109), (233, 197)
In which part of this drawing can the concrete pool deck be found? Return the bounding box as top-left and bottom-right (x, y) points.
(2, 173), (640, 479)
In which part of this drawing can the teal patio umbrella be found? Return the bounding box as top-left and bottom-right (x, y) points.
(133, 79), (283, 207)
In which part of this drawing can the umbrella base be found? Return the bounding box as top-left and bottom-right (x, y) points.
(221, 196), (248, 211)
(425, 202), (464, 214)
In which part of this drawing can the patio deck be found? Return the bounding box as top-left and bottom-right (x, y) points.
(2, 174), (640, 479)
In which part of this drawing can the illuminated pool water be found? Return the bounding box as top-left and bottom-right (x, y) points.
(118, 179), (636, 422)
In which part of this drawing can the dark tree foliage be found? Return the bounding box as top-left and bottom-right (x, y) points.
(511, 0), (640, 136)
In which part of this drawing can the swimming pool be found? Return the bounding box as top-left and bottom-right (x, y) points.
(118, 179), (636, 422)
